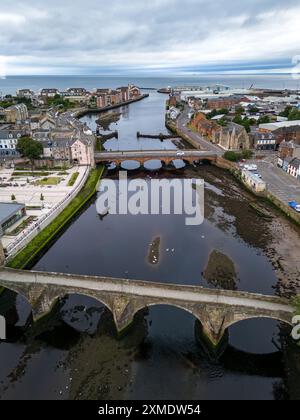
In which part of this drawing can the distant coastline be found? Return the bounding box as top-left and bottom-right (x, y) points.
(0, 74), (299, 95)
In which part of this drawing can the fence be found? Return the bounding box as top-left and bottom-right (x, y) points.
(5, 166), (90, 259)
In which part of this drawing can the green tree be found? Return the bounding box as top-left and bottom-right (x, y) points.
(16, 137), (43, 170)
(288, 108), (300, 121)
(279, 105), (293, 118)
(257, 115), (271, 125)
(248, 106), (259, 114)
(235, 106), (245, 115)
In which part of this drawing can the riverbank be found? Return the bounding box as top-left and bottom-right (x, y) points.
(167, 119), (300, 227)
(74, 94), (149, 118)
(6, 166), (104, 269)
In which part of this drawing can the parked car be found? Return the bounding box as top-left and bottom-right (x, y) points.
(176, 152), (185, 157)
(288, 201), (300, 213)
(244, 164), (258, 171)
(253, 173), (262, 179)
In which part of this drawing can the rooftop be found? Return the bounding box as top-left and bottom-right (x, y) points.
(0, 203), (25, 225)
(259, 120), (300, 131)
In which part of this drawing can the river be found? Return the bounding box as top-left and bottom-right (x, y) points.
(0, 89), (300, 400)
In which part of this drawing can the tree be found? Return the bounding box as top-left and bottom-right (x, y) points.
(279, 106), (293, 118)
(257, 115), (271, 125)
(16, 137), (43, 170)
(288, 108), (300, 121)
(40, 193), (44, 201)
(248, 106), (259, 114)
(11, 194), (16, 202)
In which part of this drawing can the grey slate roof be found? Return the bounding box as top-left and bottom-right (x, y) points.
(0, 203), (25, 225)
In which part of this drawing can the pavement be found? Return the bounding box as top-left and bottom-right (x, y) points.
(0, 165), (88, 249)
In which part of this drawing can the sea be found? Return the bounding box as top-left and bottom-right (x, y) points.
(0, 74), (300, 95)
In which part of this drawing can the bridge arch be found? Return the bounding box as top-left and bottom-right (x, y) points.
(132, 301), (201, 323)
(224, 314), (293, 331)
(0, 284), (32, 312)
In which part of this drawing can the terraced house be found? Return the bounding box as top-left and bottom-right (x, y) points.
(287, 158), (300, 179)
(0, 127), (27, 156)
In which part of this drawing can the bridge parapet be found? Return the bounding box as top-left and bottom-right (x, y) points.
(0, 268), (294, 346)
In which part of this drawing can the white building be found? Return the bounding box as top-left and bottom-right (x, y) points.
(259, 120), (300, 131)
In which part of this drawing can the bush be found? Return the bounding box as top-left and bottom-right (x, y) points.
(224, 150), (254, 162)
(223, 151), (239, 162)
(240, 150), (254, 159)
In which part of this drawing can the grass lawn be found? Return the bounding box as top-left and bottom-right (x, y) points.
(35, 177), (61, 186)
(68, 172), (79, 187)
(7, 166), (104, 269)
(12, 172), (52, 177)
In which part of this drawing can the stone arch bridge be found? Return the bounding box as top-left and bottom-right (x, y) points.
(0, 268), (294, 346)
(94, 150), (218, 166)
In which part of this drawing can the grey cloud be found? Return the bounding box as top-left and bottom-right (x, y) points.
(0, 0), (300, 73)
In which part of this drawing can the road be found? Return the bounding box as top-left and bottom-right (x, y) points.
(176, 106), (223, 154)
(95, 149), (218, 161)
(252, 155), (300, 203)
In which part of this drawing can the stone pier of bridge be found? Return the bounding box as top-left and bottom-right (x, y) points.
(0, 268), (294, 347)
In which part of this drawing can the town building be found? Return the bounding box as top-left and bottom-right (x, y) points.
(3, 104), (28, 123)
(190, 113), (221, 140)
(0, 127), (27, 156)
(168, 95), (178, 107)
(96, 94), (107, 108)
(241, 169), (267, 193)
(279, 141), (300, 159)
(287, 158), (300, 179)
(128, 84), (141, 99)
(0, 203), (26, 237)
(251, 130), (277, 150)
(40, 88), (60, 98)
(41, 133), (94, 166)
(66, 88), (87, 96)
(213, 122), (250, 150)
(16, 89), (34, 99)
(259, 120), (300, 132)
(117, 87), (130, 102)
(205, 96), (249, 110)
(167, 106), (180, 120)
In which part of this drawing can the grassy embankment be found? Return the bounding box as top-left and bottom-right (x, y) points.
(67, 172), (79, 187)
(294, 296), (300, 316)
(7, 166), (104, 270)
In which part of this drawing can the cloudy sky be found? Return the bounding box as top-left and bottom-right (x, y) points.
(1, 0), (300, 75)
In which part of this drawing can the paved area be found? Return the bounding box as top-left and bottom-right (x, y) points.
(0, 166), (88, 249)
(251, 156), (300, 203)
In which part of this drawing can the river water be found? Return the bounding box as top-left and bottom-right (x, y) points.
(0, 83), (300, 400)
